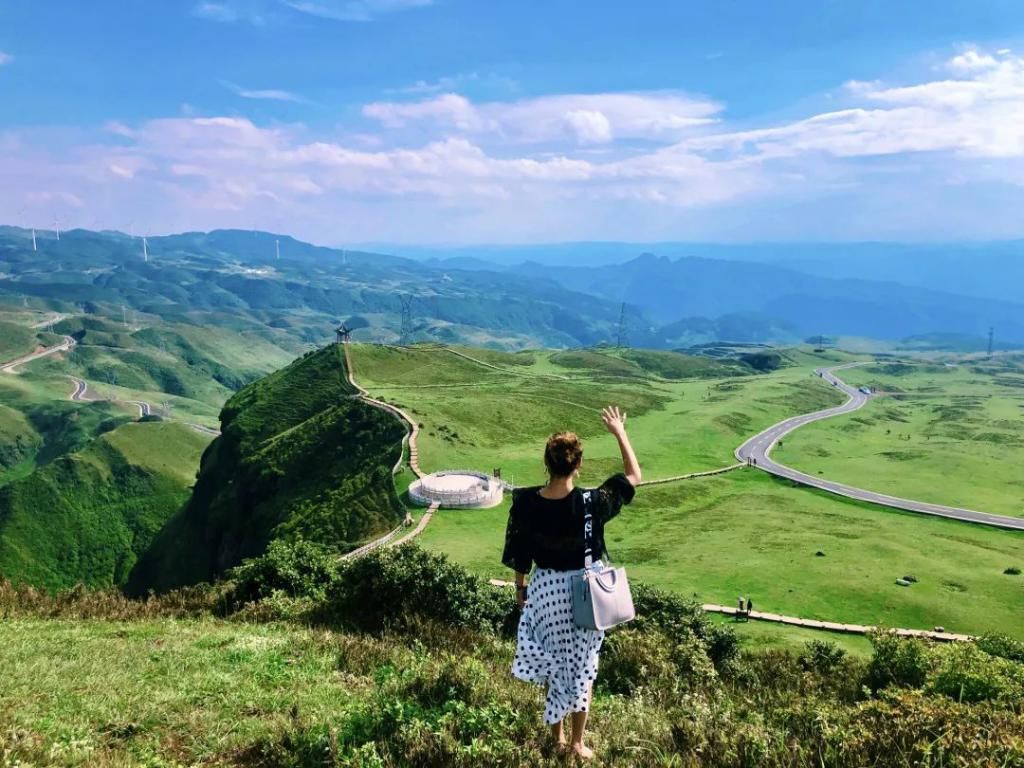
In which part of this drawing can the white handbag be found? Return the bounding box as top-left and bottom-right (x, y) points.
(570, 490), (635, 630)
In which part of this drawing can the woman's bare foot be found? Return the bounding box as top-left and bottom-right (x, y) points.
(572, 743), (594, 760)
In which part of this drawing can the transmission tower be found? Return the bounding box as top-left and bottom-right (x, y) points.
(399, 295), (414, 346)
(988, 327), (995, 358)
(616, 302), (629, 348)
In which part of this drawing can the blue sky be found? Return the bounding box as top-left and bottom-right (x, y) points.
(2, 1), (1024, 244)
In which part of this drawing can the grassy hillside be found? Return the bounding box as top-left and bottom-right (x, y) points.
(0, 227), (636, 350)
(0, 320), (43, 362)
(126, 345), (406, 595)
(0, 422), (210, 589)
(421, 470), (1024, 638)
(352, 344), (848, 486)
(350, 343), (1024, 638)
(4, 547), (1024, 767)
(0, 404), (40, 478)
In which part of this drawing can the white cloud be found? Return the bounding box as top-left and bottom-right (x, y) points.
(563, 110), (613, 144)
(363, 91), (721, 145)
(8, 46), (1024, 242)
(948, 49), (1000, 74)
(0, 52), (12, 66)
(220, 79), (305, 103)
(363, 93), (486, 131)
(692, 48), (1024, 161)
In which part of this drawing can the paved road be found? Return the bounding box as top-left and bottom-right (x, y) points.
(736, 363), (1024, 530)
(1, 336), (76, 374)
(124, 400), (152, 418)
(30, 313), (68, 330)
(69, 376), (91, 401)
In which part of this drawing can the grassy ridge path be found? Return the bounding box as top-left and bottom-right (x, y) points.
(341, 342), (440, 557)
(737, 363), (1024, 530)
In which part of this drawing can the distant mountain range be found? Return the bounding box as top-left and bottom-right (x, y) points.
(390, 241), (1024, 346)
(391, 240), (1024, 305)
(2, 226), (1022, 347)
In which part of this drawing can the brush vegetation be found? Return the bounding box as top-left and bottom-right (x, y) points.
(3, 545), (1024, 767)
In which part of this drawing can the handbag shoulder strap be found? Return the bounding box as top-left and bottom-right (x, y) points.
(581, 489), (595, 569)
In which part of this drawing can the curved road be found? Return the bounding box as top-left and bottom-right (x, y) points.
(736, 363), (1024, 531)
(1, 336), (77, 374)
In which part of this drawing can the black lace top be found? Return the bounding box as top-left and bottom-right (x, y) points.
(501, 474), (636, 573)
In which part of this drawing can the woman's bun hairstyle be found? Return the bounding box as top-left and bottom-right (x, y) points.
(544, 431), (583, 477)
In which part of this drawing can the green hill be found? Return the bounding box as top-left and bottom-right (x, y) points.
(0, 421), (210, 590)
(126, 344), (406, 595)
(0, 319), (55, 362)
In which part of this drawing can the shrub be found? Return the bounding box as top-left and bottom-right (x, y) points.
(631, 582), (739, 670)
(785, 688), (1024, 767)
(927, 642), (1024, 704)
(799, 639), (847, 675)
(977, 633), (1024, 663)
(226, 538), (341, 608)
(317, 545), (510, 635)
(865, 632), (930, 691)
(600, 628), (679, 697)
(1004, 566), (1021, 575)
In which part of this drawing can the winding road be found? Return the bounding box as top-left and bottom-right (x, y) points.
(0, 336), (77, 374)
(736, 363), (1024, 531)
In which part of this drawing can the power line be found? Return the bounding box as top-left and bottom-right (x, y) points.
(988, 326), (995, 358)
(399, 295), (414, 346)
(616, 302), (629, 348)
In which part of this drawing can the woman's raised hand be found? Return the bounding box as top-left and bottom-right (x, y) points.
(601, 405), (627, 436)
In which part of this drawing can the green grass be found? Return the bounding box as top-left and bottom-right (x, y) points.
(780, 360), (1024, 517)
(0, 617), (358, 766)
(0, 403), (40, 478)
(374, 344), (1024, 638)
(353, 343), (847, 487)
(707, 613), (873, 656)
(0, 422), (211, 589)
(420, 470), (1024, 638)
(0, 319), (52, 362)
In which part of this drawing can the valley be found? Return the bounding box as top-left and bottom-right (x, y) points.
(344, 344), (1024, 639)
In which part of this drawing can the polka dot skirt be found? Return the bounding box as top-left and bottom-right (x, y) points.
(512, 566), (605, 725)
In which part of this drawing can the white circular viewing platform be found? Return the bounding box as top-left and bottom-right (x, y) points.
(409, 470), (505, 509)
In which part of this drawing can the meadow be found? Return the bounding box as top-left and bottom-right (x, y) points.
(351, 344), (1024, 639)
(351, 344), (852, 486)
(780, 359), (1024, 517)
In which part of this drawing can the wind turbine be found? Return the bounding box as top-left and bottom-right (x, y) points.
(143, 236), (149, 263)
(31, 229), (37, 251)
(54, 216), (60, 241)
(275, 239), (280, 261)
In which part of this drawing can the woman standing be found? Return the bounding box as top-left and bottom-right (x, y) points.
(502, 406), (641, 760)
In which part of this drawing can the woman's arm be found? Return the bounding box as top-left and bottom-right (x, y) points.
(602, 405), (641, 486)
(515, 571), (528, 609)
